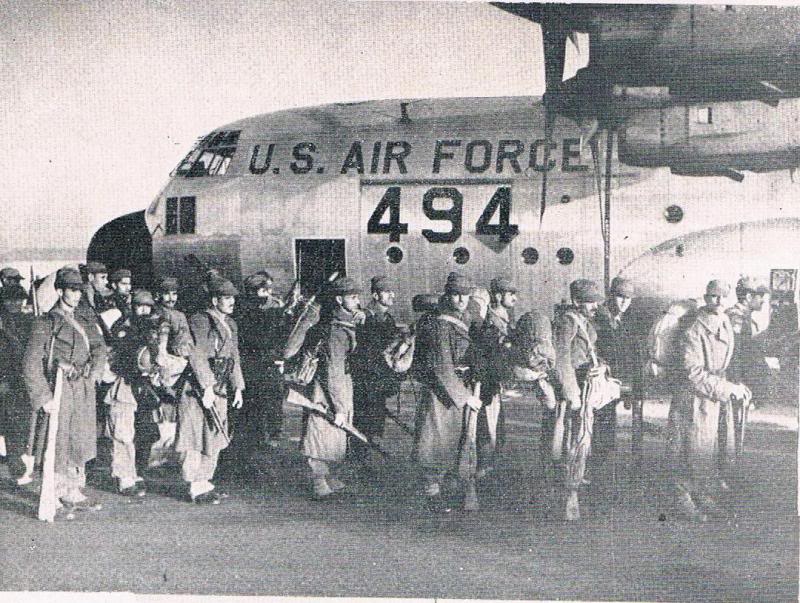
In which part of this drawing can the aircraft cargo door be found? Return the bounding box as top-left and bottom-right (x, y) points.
(295, 239), (345, 296)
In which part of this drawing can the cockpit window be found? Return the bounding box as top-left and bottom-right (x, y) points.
(173, 130), (241, 177)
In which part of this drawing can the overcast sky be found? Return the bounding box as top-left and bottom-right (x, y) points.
(0, 0), (566, 254)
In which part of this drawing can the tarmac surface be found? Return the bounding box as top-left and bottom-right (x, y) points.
(0, 388), (797, 602)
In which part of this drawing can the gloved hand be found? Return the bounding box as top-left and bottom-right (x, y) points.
(333, 412), (347, 427)
(465, 396), (482, 412)
(41, 398), (58, 414)
(232, 389), (243, 409)
(587, 365), (607, 379)
(729, 383), (752, 404)
(202, 386), (216, 409)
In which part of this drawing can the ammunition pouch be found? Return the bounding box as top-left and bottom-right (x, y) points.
(210, 357), (234, 396)
(284, 349), (320, 386)
(58, 361), (91, 381)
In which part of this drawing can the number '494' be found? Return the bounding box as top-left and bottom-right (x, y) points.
(366, 186), (519, 243)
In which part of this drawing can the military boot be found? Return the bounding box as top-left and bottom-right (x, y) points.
(312, 477), (334, 500)
(675, 492), (708, 522)
(565, 490), (580, 521)
(463, 479), (479, 512)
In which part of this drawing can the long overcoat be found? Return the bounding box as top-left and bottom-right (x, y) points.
(175, 309), (244, 457)
(554, 308), (599, 409)
(22, 303), (107, 472)
(301, 306), (357, 462)
(667, 307), (736, 482)
(412, 307), (475, 475)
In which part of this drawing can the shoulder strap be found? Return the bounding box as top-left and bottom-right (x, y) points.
(436, 313), (471, 338)
(52, 307), (91, 352)
(565, 310), (599, 366)
(204, 310), (232, 354)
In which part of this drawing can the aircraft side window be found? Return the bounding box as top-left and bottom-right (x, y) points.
(522, 247), (539, 265)
(386, 246), (403, 264)
(453, 247), (470, 265)
(165, 196), (196, 235)
(556, 247), (574, 265)
(664, 205), (684, 223)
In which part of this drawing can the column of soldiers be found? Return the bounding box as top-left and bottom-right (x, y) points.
(0, 262), (772, 522)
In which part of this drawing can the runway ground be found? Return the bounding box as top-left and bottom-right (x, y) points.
(1, 389), (797, 602)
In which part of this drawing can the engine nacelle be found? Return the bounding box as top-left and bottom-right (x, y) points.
(618, 98), (800, 176)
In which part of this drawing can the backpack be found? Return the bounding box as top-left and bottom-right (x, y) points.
(383, 331), (415, 373)
(646, 299), (698, 380)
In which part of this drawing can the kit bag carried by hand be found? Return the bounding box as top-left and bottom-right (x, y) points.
(571, 311), (621, 411)
(383, 332), (415, 374)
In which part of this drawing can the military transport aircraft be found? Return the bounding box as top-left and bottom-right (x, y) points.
(86, 4), (800, 334)
(87, 94), (800, 314)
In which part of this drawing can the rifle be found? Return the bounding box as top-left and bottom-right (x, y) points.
(283, 271), (339, 359)
(285, 387), (389, 457)
(457, 382), (480, 480)
(38, 366), (64, 522)
(384, 408), (414, 437)
(206, 402), (231, 446)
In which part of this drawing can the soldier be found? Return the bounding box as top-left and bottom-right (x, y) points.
(667, 279), (751, 521)
(243, 272), (287, 448)
(300, 276), (360, 499)
(175, 278), (244, 504)
(0, 285), (34, 471)
(149, 276), (194, 468)
(0, 267), (24, 290)
(592, 276), (637, 465)
(473, 277), (518, 479)
(22, 267), (108, 508)
(104, 290), (162, 496)
(553, 278), (606, 520)
(108, 269), (133, 322)
(413, 272), (482, 511)
(79, 261), (111, 316)
(351, 276), (403, 477)
(507, 310), (557, 482)
(226, 273), (283, 472)
(721, 277), (769, 474)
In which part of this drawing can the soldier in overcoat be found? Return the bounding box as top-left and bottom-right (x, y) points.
(0, 285), (33, 467)
(104, 289), (164, 496)
(22, 267), (108, 506)
(413, 272), (482, 510)
(552, 278), (605, 520)
(235, 272), (286, 459)
(473, 277), (517, 478)
(301, 277), (360, 499)
(721, 276), (769, 473)
(667, 279), (751, 521)
(351, 275), (402, 474)
(147, 276), (194, 468)
(175, 278), (244, 504)
(592, 276), (637, 463)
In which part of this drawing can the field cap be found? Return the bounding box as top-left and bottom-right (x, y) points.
(157, 277), (179, 292)
(371, 276), (396, 293)
(55, 268), (83, 289)
(85, 261), (107, 275)
(109, 269), (132, 283)
(570, 279), (604, 303)
(706, 279), (731, 297)
(132, 289), (155, 306)
(0, 268), (23, 281)
(208, 278), (239, 297)
(444, 272), (471, 295)
(490, 277), (517, 295)
(610, 277), (635, 298)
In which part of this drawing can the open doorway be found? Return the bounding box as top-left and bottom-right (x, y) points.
(294, 239), (346, 296)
